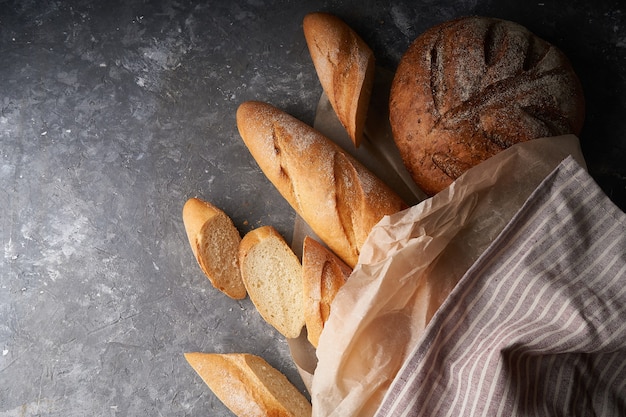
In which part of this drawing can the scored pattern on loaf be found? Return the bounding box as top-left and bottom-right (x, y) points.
(271, 121), (312, 211)
(390, 17), (585, 196)
(428, 48), (578, 140)
(237, 100), (407, 268)
(270, 114), (381, 260)
(333, 151), (361, 263)
(271, 118), (361, 262)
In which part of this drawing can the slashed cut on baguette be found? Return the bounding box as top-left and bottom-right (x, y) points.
(182, 197), (246, 299)
(236, 101), (407, 268)
(239, 225), (305, 339)
(184, 352), (312, 417)
(302, 236), (352, 348)
(303, 12), (376, 148)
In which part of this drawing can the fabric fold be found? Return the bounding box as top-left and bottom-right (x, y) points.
(310, 134), (593, 417)
(374, 155), (626, 417)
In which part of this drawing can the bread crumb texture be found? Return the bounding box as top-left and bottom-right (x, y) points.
(240, 226), (305, 339)
(182, 197), (246, 299)
(197, 214), (245, 297)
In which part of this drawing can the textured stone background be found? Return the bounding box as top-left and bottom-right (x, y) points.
(1, 0), (624, 416)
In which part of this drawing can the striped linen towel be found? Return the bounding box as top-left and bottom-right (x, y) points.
(374, 155), (626, 416)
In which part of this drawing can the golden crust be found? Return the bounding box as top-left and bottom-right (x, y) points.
(236, 101), (406, 267)
(184, 352), (312, 417)
(302, 236), (352, 347)
(303, 12), (376, 148)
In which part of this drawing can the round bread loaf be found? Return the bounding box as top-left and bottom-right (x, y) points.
(389, 16), (585, 196)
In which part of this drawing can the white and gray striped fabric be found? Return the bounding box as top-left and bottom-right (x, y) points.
(375, 156), (626, 417)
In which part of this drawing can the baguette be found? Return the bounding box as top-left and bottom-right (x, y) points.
(182, 197), (246, 299)
(303, 12), (376, 148)
(239, 225), (305, 339)
(236, 101), (407, 268)
(302, 236), (352, 348)
(184, 352), (312, 417)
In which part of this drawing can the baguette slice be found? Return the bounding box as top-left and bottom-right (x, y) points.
(239, 225), (305, 338)
(182, 197), (246, 299)
(184, 352), (312, 417)
(302, 236), (352, 348)
(303, 12), (376, 148)
(236, 101), (407, 268)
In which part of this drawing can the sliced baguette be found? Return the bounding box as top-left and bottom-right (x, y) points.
(239, 225), (305, 338)
(303, 12), (376, 148)
(302, 236), (352, 348)
(182, 197), (246, 299)
(184, 352), (312, 417)
(236, 101), (407, 268)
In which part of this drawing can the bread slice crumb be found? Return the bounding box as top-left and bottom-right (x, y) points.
(182, 197), (246, 299)
(239, 225), (305, 338)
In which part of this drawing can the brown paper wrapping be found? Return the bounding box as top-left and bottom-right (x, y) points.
(289, 70), (586, 417)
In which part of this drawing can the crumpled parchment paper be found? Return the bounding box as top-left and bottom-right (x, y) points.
(288, 70), (586, 417)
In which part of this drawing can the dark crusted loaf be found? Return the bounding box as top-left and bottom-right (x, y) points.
(389, 16), (585, 196)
